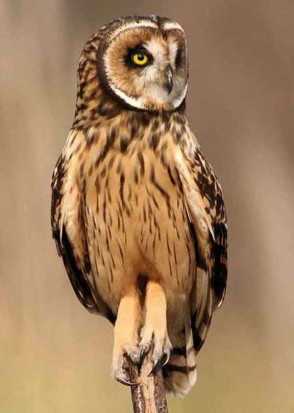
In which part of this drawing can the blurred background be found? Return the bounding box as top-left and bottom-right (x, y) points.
(1, 1), (294, 412)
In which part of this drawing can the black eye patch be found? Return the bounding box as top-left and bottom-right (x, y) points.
(124, 45), (153, 68)
(175, 47), (183, 69)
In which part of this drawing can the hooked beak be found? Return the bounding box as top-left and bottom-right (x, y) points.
(163, 65), (173, 94)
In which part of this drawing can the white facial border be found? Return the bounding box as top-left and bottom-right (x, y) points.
(108, 20), (158, 42)
(162, 21), (185, 33)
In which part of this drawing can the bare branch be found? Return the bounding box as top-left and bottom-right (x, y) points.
(129, 351), (168, 413)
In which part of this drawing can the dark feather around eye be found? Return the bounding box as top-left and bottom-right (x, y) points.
(175, 48), (183, 69)
(124, 46), (153, 68)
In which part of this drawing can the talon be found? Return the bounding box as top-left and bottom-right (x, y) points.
(148, 358), (162, 376)
(112, 354), (136, 386)
(115, 375), (139, 387)
(149, 350), (170, 376)
(139, 348), (147, 364)
(161, 352), (170, 366)
(113, 364), (140, 387)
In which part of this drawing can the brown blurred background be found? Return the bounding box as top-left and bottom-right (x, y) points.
(1, 1), (294, 412)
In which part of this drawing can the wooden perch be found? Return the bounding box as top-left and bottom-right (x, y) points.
(128, 350), (168, 413)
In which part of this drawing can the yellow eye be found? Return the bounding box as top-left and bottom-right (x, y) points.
(132, 52), (148, 66)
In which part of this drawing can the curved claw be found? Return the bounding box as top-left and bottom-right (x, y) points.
(112, 357), (140, 387)
(161, 352), (170, 367)
(148, 352), (170, 376)
(114, 373), (140, 387)
(138, 349), (147, 369)
(148, 358), (161, 376)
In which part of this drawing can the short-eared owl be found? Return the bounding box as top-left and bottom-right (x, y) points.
(51, 15), (227, 396)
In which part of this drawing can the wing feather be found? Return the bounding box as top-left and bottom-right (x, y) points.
(51, 153), (115, 322)
(175, 136), (228, 352)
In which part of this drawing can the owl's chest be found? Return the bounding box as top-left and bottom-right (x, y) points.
(84, 133), (180, 214)
(80, 132), (194, 296)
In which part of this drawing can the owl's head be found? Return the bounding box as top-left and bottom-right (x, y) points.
(94, 16), (188, 112)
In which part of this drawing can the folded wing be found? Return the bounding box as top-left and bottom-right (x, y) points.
(175, 137), (227, 352)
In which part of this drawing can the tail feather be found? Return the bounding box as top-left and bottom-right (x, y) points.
(163, 307), (197, 396)
(163, 271), (214, 396)
(163, 346), (197, 396)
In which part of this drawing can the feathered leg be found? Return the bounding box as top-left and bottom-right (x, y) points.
(140, 281), (172, 369)
(112, 286), (142, 385)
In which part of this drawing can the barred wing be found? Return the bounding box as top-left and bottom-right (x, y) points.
(51, 154), (115, 322)
(175, 142), (227, 351)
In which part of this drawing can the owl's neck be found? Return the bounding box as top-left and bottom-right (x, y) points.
(73, 75), (187, 134)
(72, 98), (188, 146)
(67, 94), (190, 172)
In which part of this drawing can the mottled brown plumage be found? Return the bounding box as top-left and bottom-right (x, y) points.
(51, 15), (227, 396)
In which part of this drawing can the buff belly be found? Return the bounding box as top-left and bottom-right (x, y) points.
(85, 148), (196, 342)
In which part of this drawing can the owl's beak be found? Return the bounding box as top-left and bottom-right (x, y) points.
(163, 65), (173, 94)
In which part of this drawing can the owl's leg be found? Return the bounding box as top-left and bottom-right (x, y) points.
(112, 285), (141, 385)
(140, 281), (172, 371)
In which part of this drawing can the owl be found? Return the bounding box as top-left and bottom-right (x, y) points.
(51, 15), (227, 396)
